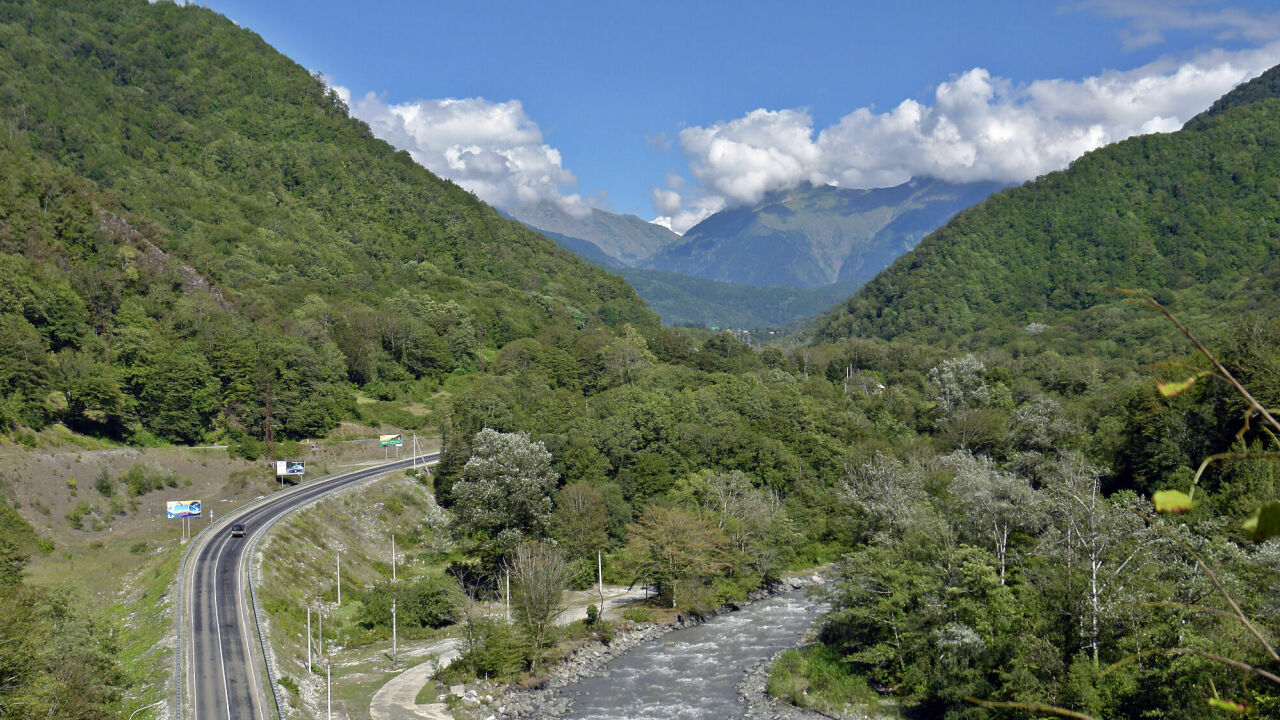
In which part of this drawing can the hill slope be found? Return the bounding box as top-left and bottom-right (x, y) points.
(509, 202), (683, 266)
(0, 0), (654, 443)
(813, 73), (1280, 350)
(645, 178), (1004, 288)
(615, 269), (855, 328)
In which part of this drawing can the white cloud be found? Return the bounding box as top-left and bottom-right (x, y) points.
(1072, 1), (1280, 50)
(339, 89), (591, 216)
(654, 44), (1280, 232)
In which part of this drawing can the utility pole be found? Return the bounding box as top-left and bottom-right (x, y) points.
(318, 602), (323, 658)
(306, 604), (312, 671)
(263, 382), (275, 467)
(598, 550), (605, 604)
(326, 661), (332, 720)
(505, 571), (511, 624)
(336, 552), (341, 605)
(391, 535), (396, 582)
(392, 598), (398, 667)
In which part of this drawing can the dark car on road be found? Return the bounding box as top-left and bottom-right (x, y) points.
(230, 523), (245, 538)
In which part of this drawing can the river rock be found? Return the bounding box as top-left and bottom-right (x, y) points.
(494, 571), (833, 719)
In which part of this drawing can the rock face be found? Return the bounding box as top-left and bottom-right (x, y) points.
(494, 574), (828, 719)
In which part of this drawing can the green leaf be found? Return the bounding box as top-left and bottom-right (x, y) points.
(1207, 697), (1252, 713)
(1156, 377), (1198, 397)
(1153, 490), (1195, 514)
(1242, 500), (1280, 542)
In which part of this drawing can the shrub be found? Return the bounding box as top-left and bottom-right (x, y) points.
(123, 462), (180, 496)
(358, 574), (462, 631)
(94, 466), (115, 497)
(65, 501), (91, 529)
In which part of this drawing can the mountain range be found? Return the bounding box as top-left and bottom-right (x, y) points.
(645, 177), (1006, 288)
(514, 178), (1003, 326)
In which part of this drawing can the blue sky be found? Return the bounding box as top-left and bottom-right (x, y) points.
(195, 1), (1280, 231)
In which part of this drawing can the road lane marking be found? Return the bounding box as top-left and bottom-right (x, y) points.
(213, 535), (234, 720)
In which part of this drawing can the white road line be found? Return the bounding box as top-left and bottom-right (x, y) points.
(212, 536), (234, 720)
(191, 545), (201, 720)
(184, 455), (440, 719)
(237, 521), (263, 720)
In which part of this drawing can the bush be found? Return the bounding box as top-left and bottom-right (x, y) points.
(456, 616), (526, 680)
(65, 501), (91, 529)
(767, 645), (874, 712)
(228, 435), (264, 461)
(94, 466), (114, 497)
(123, 462), (180, 496)
(358, 574), (461, 632)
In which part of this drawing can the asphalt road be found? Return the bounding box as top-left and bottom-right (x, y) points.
(183, 453), (440, 720)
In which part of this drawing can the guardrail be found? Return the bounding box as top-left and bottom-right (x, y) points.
(172, 455), (437, 720)
(246, 456), (440, 720)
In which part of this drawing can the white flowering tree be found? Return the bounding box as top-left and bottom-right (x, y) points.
(452, 428), (558, 559)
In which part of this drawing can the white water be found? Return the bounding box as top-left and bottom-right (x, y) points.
(560, 587), (828, 719)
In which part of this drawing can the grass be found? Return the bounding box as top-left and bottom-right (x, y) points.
(109, 542), (184, 711)
(767, 644), (885, 717)
(255, 466), (455, 719)
(414, 676), (449, 705)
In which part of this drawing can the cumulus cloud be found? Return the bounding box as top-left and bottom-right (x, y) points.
(336, 88), (591, 216)
(653, 44), (1280, 232)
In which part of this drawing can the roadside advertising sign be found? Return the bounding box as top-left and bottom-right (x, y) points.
(276, 460), (305, 476)
(379, 434), (403, 447)
(166, 500), (202, 518)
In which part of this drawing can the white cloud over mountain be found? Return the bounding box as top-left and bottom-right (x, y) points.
(334, 88), (592, 216)
(652, 44), (1280, 233)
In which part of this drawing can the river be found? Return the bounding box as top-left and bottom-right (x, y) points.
(556, 586), (828, 719)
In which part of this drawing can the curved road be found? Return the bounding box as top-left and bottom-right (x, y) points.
(181, 454), (440, 720)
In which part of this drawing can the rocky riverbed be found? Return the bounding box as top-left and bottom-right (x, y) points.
(492, 573), (829, 719)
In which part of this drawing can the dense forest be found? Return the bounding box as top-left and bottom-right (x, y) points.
(0, 0), (652, 446)
(813, 87), (1280, 358)
(0, 1), (1277, 719)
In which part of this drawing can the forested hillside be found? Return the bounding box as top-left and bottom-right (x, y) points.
(0, 2), (1277, 719)
(0, 0), (653, 444)
(814, 83), (1280, 355)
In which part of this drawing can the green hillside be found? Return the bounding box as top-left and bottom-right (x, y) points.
(1183, 63), (1280, 129)
(617, 268), (855, 328)
(0, 0), (653, 443)
(813, 90), (1280, 354)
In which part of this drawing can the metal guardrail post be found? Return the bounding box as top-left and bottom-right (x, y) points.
(242, 455), (438, 720)
(173, 459), (427, 720)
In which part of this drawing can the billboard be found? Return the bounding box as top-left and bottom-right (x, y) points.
(379, 434), (403, 447)
(166, 500), (202, 518)
(276, 460), (305, 476)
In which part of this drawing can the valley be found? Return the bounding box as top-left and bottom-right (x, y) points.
(1, 3), (1278, 720)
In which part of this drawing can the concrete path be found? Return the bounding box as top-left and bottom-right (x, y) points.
(368, 585), (649, 719)
(556, 585), (650, 625)
(369, 639), (461, 720)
